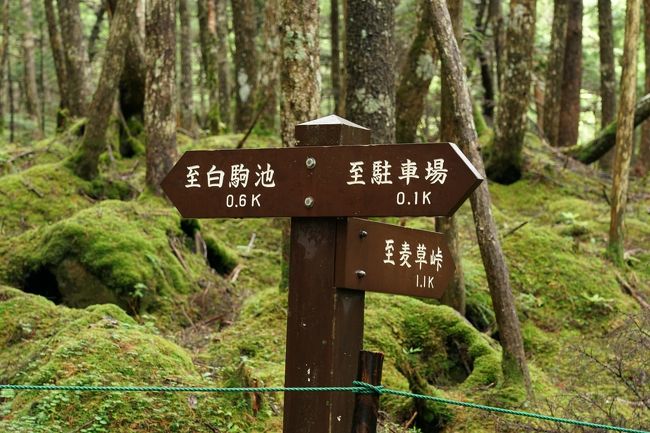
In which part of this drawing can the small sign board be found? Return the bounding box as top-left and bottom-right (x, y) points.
(335, 218), (454, 299)
(161, 143), (483, 218)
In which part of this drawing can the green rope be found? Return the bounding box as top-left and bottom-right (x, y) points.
(1, 382), (647, 433)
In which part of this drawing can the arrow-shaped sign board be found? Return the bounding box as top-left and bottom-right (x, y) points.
(336, 218), (454, 299)
(161, 143), (482, 218)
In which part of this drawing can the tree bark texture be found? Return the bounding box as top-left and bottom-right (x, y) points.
(428, 0), (532, 396)
(608, 0), (641, 264)
(345, 0), (397, 144)
(567, 93), (650, 164)
(198, 0), (219, 133)
(597, 0), (617, 169)
(20, 0), (42, 135)
(216, 0), (231, 131)
(557, 0), (582, 148)
(259, 0), (281, 132)
(639, 0), (650, 175)
(57, 0), (88, 118)
(179, 0), (194, 132)
(44, 0), (69, 127)
(232, 0), (258, 132)
(490, 0), (537, 184)
(489, 0), (505, 89)
(331, 0), (342, 115)
(395, 0), (436, 143)
(280, 0), (321, 147)
(0, 0), (8, 132)
(72, 0), (136, 180)
(543, 0), (568, 146)
(474, 0), (496, 119)
(438, 0), (466, 315)
(145, 0), (178, 196)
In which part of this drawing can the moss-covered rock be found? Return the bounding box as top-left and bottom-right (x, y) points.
(0, 199), (209, 315)
(0, 287), (251, 433)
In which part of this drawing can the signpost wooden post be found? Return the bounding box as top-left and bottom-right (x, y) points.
(161, 114), (483, 433)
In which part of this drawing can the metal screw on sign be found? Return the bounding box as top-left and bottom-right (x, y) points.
(355, 270), (366, 279)
(359, 230), (368, 239)
(304, 196), (315, 208)
(306, 157), (317, 169)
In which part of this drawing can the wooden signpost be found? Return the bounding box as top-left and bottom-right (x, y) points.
(161, 114), (483, 433)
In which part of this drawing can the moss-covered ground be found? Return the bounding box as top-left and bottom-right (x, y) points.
(0, 128), (648, 432)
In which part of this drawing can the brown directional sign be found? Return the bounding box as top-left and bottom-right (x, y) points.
(161, 143), (482, 218)
(335, 218), (455, 299)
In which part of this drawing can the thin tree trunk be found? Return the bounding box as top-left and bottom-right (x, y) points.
(0, 0), (9, 134)
(557, 0), (582, 148)
(543, 0), (568, 146)
(145, 0), (177, 196)
(280, 0), (320, 147)
(489, 0), (537, 184)
(258, 0), (281, 132)
(179, 0), (194, 133)
(21, 0), (42, 137)
(8, 45), (14, 142)
(567, 93), (650, 164)
(87, 3), (106, 63)
(215, 0), (231, 131)
(198, 0), (219, 133)
(232, 0), (258, 132)
(38, 21), (45, 133)
(44, 0), (69, 128)
(57, 0), (88, 118)
(489, 0), (505, 89)
(72, 0), (136, 180)
(395, 0), (437, 143)
(438, 0), (466, 315)
(597, 0), (616, 170)
(331, 0), (342, 115)
(608, 0), (641, 264)
(639, 0), (650, 175)
(345, 0), (397, 144)
(428, 0), (532, 396)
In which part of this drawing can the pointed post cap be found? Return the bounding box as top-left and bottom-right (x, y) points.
(295, 114), (371, 146)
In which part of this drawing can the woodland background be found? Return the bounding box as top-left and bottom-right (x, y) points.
(0, 0), (648, 432)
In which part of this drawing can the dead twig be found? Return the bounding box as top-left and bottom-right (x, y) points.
(504, 221), (529, 238)
(228, 264), (244, 283)
(20, 178), (44, 198)
(616, 272), (650, 310)
(169, 237), (190, 274)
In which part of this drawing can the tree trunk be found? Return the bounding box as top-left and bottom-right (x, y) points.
(179, 0), (194, 133)
(489, 0), (505, 89)
(639, 0), (650, 176)
(72, 0), (136, 180)
(557, 0), (582, 148)
(597, 0), (616, 170)
(232, 0), (258, 132)
(198, 0), (219, 133)
(216, 0), (231, 131)
(8, 44), (14, 142)
(57, 0), (88, 118)
(489, 0), (537, 184)
(543, 0), (568, 146)
(428, 0), (532, 396)
(258, 0), (281, 132)
(0, 0), (8, 134)
(21, 0), (42, 137)
(438, 0), (466, 315)
(280, 0), (320, 147)
(145, 0), (177, 196)
(44, 0), (69, 128)
(107, 0), (146, 156)
(345, 0), (397, 144)
(567, 93), (650, 164)
(331, 0), (342, 115)
(395, 0), (436, 143)
(87, 3), (106, 63)
(608, 0), (641, 264)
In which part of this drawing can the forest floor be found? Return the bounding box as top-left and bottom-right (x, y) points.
(0, 126), (648, 433)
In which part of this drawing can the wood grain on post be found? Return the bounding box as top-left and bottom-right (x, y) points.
(282, 115), (371, 433)
(351, 351), (384, 433)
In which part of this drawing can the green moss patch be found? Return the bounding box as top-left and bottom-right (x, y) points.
(0, 199), (207, 315)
